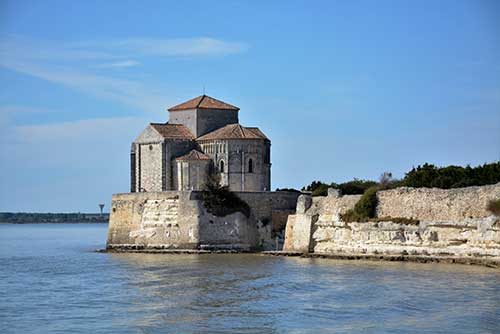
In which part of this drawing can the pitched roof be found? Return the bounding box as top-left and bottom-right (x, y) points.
(150, 123), (194, 139)
(176, 149), (212, 161)
(197, 124), (269, 141)
(168, 95), (239, 111)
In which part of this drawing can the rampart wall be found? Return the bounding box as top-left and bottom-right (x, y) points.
(107, 191), (300, 251)
(284, 184), (500, 259)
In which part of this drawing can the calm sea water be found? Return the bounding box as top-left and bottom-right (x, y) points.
(0, 224), (498, 334)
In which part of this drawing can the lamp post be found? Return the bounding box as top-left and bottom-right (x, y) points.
(99, 204), (105, 216)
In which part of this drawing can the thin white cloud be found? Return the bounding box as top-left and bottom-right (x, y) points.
(0, 34), (247, 113)
(104, 37), (248, 57)
(1, 58), (166, 113)
(93, 60), (140, 68)
(1, 116), (147, 168)
(70, 37), (248, 57)
(13, 116), (144, 143)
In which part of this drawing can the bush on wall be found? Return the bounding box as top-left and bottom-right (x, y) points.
(402, 162), (500, 189)
(302, 161), (500, 197)
(303, 179), (378, 196)
(201, 174), (251, 218)
(341, 186), (379, 222)
(487, 199), (500, 216)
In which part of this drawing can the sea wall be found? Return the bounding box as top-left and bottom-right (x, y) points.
(284, 184), (500, 259)
(107, 191), (300, 251)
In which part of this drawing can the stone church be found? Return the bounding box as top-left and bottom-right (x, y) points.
(131, 95), (271, 192)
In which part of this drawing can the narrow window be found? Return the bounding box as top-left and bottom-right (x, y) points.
(248, 158), (253, 173)
(220, 160), (225, 173)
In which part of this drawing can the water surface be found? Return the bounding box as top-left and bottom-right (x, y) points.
(0, 224), (498, 333)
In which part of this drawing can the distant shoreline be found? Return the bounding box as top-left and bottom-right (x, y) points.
(0, 221), (108, 224)
(0, 212), (109, 224)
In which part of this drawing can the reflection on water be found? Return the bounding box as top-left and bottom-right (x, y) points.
(0, 224), (499, 334)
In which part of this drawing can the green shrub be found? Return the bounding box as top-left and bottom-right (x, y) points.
(487, 199), (500, 216)
(338, 179), (378, 195)
(340, 186), (379, 222)
(275, 187), (301, 193)
(303, 179), (378, 196)
(311, 184), (329, 196)
(303, 161), (500, 196)
(402, 161), (500, 189)
(201, 176), (251, 218)
(353, 186), (379, 217)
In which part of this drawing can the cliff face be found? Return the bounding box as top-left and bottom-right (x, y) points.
(284, 184), (500, 259)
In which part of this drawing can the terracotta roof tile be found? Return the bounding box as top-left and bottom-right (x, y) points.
(150, 123), (194, 139)
(168, 95), (239, 111)
(197, 124), (268, 141)
(176, 149), (212, 161)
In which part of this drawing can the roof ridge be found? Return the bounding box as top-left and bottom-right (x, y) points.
(149, 123), (195, 139)
(176, 148), (211, 161)
(168, 95), (239, 111)
(197, 94), (206, 108)
(196, 123), (268, 141)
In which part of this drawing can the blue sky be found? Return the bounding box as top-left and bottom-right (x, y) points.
(1, 0), (499, 212)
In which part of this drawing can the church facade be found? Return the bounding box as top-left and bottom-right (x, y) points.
(131, 95), (271, 192)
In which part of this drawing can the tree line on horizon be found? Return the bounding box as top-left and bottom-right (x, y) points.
(276, 161), (500, 196)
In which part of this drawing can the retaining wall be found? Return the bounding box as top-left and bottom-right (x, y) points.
(107, 191), (300, 251)
(283, 183), (500, 259)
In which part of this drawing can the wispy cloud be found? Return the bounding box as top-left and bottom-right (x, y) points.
(0, 34), (248, 113)
(88, 37), (249, 57)
(13, 116), (144, 144)
(1, 59), (165, 113)
(0, 116), (146, 168)
(93, 60), (140, 68)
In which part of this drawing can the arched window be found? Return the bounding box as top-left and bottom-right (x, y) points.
(248, 158), (253, 173)
(219, 160), (225, 173)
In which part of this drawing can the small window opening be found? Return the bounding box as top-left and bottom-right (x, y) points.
(220, 160), (225, 173)
(248, 159), (253, 173)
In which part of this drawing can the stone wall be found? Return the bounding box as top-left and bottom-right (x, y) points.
(176, 160), (211, 191)
(132, 125), (164, 192)
(107, 191), (199, 249)
(168, 108), (239, 138)
(139, 143), (163, 192)
(377, 183), (500, 221)
(198, 139), (271, 192)
(284, 184), (500, 259)
(227, 140), (271, 192)
(196, 108), (239, 137)
(168, 109), (198, 137)
(107, 190), (300, 251)
(165, 140), (194, 190)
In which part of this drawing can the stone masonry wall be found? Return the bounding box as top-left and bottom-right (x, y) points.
(196, 109), (238, 137)
(284, 184), (500, 259)
(168, 109), (197, 137)
(227, 140), (270, 192)
(139, 143), (163, 192)
(107, 190), (300, 251)
(377, 183), (500, 221)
